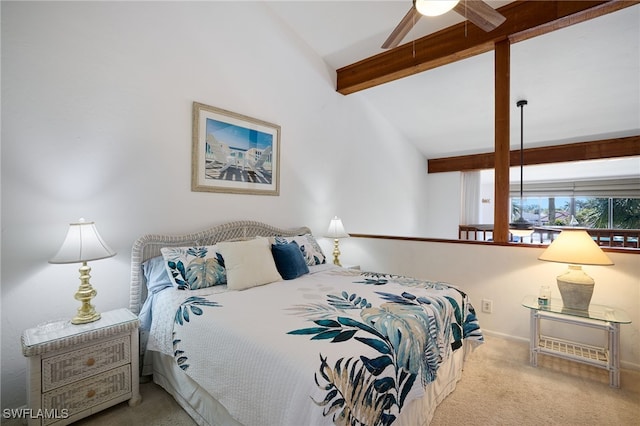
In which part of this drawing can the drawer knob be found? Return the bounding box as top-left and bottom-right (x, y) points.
(87, 389), (96, 398)
(86, 358), (95, 366)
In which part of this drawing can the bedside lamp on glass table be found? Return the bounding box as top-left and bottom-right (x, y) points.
(49, 218), (116, 324)
(538, 229), (613, 311)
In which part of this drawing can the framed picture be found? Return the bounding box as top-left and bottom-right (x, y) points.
(192, 102), (280, 195)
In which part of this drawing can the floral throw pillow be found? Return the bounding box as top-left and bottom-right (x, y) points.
(160, 245), (226, 290)
(272, 234), (326, 266)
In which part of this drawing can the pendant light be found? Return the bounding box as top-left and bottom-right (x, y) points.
(509, 100), (534, 239)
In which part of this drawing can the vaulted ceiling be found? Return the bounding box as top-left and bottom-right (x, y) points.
(268, 1), (640, 160)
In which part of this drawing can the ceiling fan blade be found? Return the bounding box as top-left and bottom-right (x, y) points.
(453, 0), (506, 32)
(382, 6), (422, 49)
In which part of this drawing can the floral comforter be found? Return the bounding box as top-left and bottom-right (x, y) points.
(148, 265), (483, 426)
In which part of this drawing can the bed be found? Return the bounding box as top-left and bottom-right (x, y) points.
(129, 221), (483, 426)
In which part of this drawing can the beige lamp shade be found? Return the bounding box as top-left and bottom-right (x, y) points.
(538, 230), (613, 266)
(50, 219), (116, 264)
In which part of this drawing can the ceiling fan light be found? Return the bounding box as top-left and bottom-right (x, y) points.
(415, 0), (460, 17)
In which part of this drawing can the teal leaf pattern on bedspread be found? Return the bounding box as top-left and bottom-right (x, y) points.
(287, 274), (482, 426)
(173, 296), (221, 370)
(168, 271), (483, 424)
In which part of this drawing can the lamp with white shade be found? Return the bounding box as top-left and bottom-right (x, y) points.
(538, 229), (613, 311)
(415, 0), (459, 16)
(49, 219), (116, 324)
(326, 216), (349, 266)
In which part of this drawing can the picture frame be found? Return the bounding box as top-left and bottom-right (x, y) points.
(192, 102), (280, 195)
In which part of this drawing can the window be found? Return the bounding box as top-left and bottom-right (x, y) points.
(510, 196), (639, 244)
(511, 196), (640, 228)
(470, 157), (640, 247)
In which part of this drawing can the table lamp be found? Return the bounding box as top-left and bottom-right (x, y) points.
(49, 219), (116, 324)
(538, 229), (613, 311)
(326, 216), (349, 266)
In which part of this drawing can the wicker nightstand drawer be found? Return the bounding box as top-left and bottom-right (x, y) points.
(22, 309), (141, 425)
(42, 336), (130, 392)
(42, 365), (131, 425)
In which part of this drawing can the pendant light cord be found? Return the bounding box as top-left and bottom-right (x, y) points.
(520, 102), (524, 202)
(517, 100), (528, 219)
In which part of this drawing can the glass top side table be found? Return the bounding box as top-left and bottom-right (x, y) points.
(521, 295), (631, 323)
(521, 295), (631, 388)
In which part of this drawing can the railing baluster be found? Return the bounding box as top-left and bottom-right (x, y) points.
(458, 225), (639, 248)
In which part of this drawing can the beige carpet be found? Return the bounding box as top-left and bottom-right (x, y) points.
(431, 334), (640, 425)
(25, 335), (640, 425)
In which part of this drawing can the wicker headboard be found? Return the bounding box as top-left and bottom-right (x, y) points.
(129, 220), (311, 315)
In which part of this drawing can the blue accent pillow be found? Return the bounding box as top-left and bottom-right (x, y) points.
(142, 256), (173, 291)
(271, 241), (309, 280)
(272, 234), (326, 266)
(139, 256), (174, 330)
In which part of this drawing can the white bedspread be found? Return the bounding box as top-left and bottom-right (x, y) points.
(148, 266), (483, 426)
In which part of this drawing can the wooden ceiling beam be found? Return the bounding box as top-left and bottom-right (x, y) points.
(427, 135), (640, 173)
(336, 1), (637, 95)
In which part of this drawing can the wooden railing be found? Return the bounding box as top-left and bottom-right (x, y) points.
(458, 224), (495, 242)
(459, 225), (640, 248)
(580, 228), (639, 248)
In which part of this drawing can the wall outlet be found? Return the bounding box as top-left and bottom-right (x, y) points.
(481, 299), (493, 314)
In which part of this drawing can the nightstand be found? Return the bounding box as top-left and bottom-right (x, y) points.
(21, 308), (141, 425)
(522, 295), (631, 388)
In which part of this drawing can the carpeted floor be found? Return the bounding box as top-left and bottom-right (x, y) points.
(8, 334), (639, 425)
(431, 334), (640, 425)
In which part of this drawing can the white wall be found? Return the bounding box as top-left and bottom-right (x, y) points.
(0, 1), (431, 409)
(338, 237), (640, 370)
(2, 1), (638, 412)
(424, 171), (461, 238)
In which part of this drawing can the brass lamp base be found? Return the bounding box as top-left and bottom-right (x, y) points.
(332, 238), (342, 267)
(71, 262), (101, 325)
(72, 311), (101, 325)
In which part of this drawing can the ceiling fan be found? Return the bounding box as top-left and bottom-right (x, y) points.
(382, 0), (507, 49)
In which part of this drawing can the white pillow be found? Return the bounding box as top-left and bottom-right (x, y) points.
(217, 237), (282, 290)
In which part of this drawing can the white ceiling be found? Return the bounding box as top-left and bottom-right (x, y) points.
(267, 1), (640, 160)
